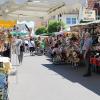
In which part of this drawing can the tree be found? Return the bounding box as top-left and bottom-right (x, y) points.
(48, 20), (65, 34)
(35, 27), (47, 35)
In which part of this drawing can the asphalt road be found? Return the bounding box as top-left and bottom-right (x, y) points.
(9, 54), (100, 100)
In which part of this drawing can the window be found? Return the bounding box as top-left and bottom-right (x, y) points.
(66, 18), (71, 24)
(72, 18), (76, 24)
(66, 17), (77, 24)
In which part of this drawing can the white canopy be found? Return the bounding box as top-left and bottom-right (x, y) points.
(71, 20), (100, 27)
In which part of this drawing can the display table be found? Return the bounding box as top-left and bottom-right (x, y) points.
(0, 56), (12, 74)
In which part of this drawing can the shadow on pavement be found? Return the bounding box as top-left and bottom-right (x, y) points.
(42, 63), (100, 95)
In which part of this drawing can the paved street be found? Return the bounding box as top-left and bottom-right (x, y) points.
(9, 54), (100, 100)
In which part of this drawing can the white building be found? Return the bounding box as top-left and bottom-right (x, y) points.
(48, 0), (98, 27)
(47, 0), (86, 27)
(0, 0), (84, 28)
(48, 5), (80, 27)
(61, 13), (79, 26)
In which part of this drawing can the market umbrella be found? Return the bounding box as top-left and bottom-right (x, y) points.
(54, 32), (62, 36)
(11, 31), (28, 36)
(40, 33), (52, 36)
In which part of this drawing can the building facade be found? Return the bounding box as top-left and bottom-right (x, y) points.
(48, 5), (79, 27)
(86, 0), (100, 19)
(61, 14), (79, 26)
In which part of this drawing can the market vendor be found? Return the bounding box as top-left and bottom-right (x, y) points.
(82, 32), (93, 77)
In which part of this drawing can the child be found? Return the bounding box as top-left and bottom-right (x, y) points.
(72, 51), (80, 70)
(52, 43), (61, 64)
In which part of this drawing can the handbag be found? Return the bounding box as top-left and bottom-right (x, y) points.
(20, 44), (25, 52)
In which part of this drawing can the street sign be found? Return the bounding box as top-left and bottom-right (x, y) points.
(82, 8), (96, 21)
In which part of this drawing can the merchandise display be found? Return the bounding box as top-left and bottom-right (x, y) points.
(71, 20), (100, 72)
(0, 72), (8, 100)
(40, 20), (100, 72)
(0, 28), (13, 100)
(41, 31), (81, 68)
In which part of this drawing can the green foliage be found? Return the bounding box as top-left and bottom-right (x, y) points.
(35, 27), (47, 35)
(48, 20), (65, 33)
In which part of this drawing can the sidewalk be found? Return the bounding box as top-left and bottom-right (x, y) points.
(9, 54), (100, 100)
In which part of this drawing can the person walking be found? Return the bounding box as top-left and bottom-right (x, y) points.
(24, 40), (29, 53)
(28, 38), (35, 56)
(19, 42), (25, 64)
(82, 32), (93, 77)
(15, 36), (24, 65)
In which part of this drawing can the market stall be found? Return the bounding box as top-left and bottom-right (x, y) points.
(88, 20), (100, 72)
(0, 55), (11, 100)
(46, 31), (81, 69)
(0, 28), (13, 100)
(71, 20), (100, 72)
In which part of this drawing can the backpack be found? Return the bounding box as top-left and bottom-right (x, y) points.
(20, 44), (25, 52)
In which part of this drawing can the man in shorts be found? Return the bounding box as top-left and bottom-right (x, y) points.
(28, 38), (35, 56)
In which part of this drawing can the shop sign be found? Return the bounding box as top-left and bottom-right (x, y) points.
(82, 9), (96, 21)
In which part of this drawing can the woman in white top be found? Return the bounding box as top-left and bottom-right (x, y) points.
(15, 36), (24, 64)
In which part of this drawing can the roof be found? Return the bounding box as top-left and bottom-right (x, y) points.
(0, 0), (82, 20)
(71, 20), (100, 27)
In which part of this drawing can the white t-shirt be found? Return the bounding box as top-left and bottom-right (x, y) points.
(28, 41), (35, 47)
(24, 40), (28, 44)
(16, 39), (22, 46)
